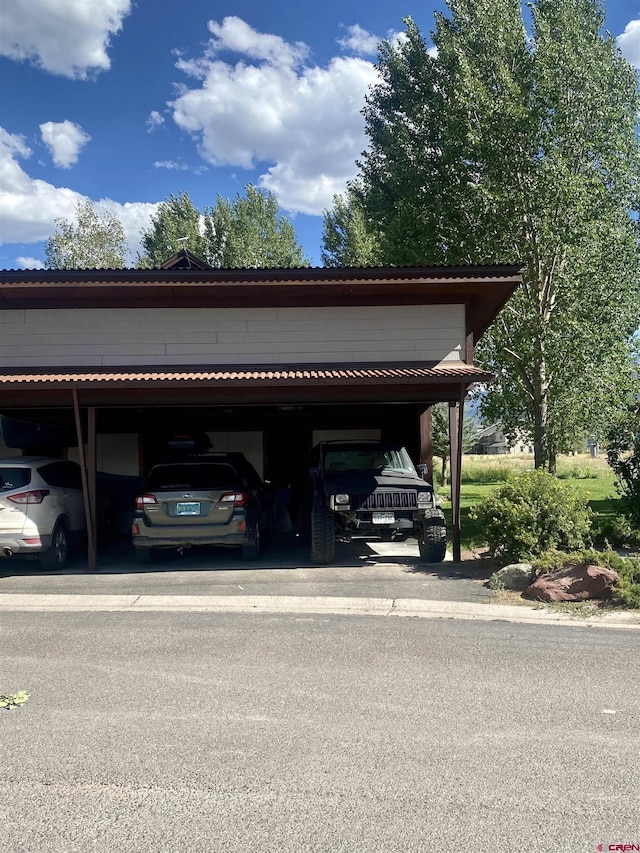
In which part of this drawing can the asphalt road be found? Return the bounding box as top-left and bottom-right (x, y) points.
(2, 610), (639, 852)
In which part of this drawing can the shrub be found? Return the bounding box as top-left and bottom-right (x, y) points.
(469, 470), (592, 561)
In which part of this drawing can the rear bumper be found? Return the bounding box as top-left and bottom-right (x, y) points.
(132, 518), (254, 550)
(0, 533), (50, 556)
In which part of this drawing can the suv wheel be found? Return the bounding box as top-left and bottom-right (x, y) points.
(418, 519), (447, 563)
(242, 524), (261, 561)
(40, 521), (69, 570)
(311, 502), (335, 564)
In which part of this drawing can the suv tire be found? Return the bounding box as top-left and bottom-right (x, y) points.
(40, 521), (69, 570)
(418, 519), (447, 563)
(311, 502), (335, 564)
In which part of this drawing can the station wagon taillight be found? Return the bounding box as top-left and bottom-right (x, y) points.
(135, 494), (158, 509)
(8, 489), (50, 504)
(220, 492), (249, 507)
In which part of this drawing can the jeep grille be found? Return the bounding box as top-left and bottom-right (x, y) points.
(350, 491), (418, 511)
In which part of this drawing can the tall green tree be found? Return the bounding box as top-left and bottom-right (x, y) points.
(45, 200), (128, 269)
(206, 185), (308, 268)
(137, 192), (208, 268)
(321, 186), (381, 266)
(138, 186), (308, 269)
(357, 1), (640, 471)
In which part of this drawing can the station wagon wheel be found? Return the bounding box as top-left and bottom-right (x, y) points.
(135, 547), (155, 564)
(418, 519), (447, 563)
(242, 524), (260, 561)
(40, 521), (68, 570)
(311, 502), (335, 564)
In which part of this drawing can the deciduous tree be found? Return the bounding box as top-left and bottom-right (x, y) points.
(358, 1), (640, 470)
(45, 200), (128, 269)
(321, 186), (381, 267)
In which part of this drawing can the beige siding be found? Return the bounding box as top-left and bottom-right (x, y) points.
(0, 305), (466, 367)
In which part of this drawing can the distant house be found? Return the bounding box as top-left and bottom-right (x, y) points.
(470, 424), (533, 455)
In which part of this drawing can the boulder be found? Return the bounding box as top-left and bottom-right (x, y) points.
(491, 563), (535, 591)
(523, 564), (618, 602)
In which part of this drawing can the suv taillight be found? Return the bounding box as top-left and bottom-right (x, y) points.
(8, 489), (50, 504)
(220, 492), (250, 507)
(135, 494), (158, 510)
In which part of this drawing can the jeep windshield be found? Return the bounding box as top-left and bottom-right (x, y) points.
(322, 445), (417, 475)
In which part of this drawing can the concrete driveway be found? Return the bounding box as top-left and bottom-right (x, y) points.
(0, 534), (494, 604)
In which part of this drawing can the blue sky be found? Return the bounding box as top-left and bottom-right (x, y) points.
(0, 0), (638, 269)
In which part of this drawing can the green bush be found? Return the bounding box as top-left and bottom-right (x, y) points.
(531, 548), (640, 609)
(469, 470), (592, 561)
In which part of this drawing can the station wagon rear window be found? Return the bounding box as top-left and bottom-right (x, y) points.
(146, 463), (241, 491)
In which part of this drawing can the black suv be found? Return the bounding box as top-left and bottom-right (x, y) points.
(308, 441), (446, 564)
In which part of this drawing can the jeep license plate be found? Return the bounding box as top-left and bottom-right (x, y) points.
(177, 502), (200, 516)
(372, 512), (395, 524)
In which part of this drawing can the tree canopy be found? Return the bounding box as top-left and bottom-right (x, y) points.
(138, 185), (308, 269)
(352, 0), (640, 470)
(45, 200), (128, 269)
(321, 185), (381, 267)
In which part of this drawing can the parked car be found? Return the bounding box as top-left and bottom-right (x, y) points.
(131, 453), (271, 563)
(307, 440), (447, 564)
(0, 456), (86, 568)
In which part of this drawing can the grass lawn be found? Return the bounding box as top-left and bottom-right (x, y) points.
(439, 453), (622, 555)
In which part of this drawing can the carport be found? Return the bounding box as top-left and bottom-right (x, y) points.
(0, 258), (521, 569)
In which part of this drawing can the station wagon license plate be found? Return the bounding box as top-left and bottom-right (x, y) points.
(372, 512), (395, 524)
(177, 502), (200, 516)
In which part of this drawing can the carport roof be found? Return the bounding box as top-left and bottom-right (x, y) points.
(0, 363), (493, 407)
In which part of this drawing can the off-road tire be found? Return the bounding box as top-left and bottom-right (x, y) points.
(135, 547), (155, 564)
(40, 521), (69, 570)
(242, 525), (261, 561)
(418, 519), (447, 563)
(311, 502), (335, 564)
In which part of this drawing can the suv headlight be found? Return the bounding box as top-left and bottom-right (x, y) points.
(331, 493), (350, 510)
(417, 491), (433, 505)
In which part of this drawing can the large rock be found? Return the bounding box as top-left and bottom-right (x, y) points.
(491, 563), (535, 591)
(523, 564), (618, 602)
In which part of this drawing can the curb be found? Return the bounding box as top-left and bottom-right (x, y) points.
(1, 593), (639, 630)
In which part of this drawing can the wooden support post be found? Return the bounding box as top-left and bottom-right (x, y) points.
(72, 390), (97, 571)
(449, 391), (465, 563)
(419, 407), (433, 484)
(87, 407), (97, 572)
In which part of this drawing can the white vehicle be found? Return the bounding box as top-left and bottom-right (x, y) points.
(0, 457), (86, 568)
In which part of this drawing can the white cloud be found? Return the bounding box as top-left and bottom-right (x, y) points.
(146, 111), (165, 132)
(15, 256), (45, 270)
(337, 24), (380, 56)
(40, 120), (91, 168)
(207, 16), (309, 68)
(0, 0), (131, 78)
(153, 160), (189, 171)
(617, 19), (640, 68)
(0, 127), (157, 263)
(170, 18), (378, 215)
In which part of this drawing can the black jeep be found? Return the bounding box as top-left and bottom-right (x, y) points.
(308, 441), (447, 564)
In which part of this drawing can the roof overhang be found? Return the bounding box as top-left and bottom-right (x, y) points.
(0, 264), (522, 344)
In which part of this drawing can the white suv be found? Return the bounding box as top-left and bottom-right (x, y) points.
(0, 457), (86, 568)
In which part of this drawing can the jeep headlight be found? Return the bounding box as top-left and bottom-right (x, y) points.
(417, 491), (432, 505)
(331, 493), (350, 510)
